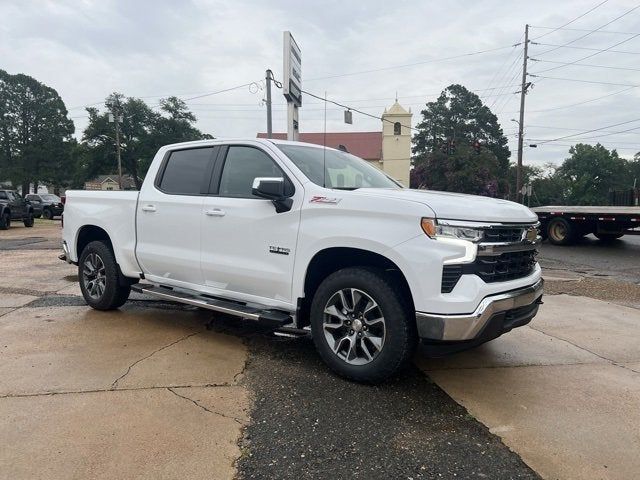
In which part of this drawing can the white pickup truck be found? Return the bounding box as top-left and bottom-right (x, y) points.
(61, 138), (543, 382)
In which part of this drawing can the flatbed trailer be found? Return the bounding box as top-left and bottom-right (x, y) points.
(531, 206), (640, 245)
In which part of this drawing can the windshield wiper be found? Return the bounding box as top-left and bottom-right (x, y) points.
(332, 187), (359, 191)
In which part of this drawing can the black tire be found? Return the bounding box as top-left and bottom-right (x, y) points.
(78, 241), (131, 310)
(23, 211), (34, 227)
(547, 217), (575, 246)
(595, 233), (624, 242)
(43, 208), (53, 220)
(34, 214), (42, 218)
(310, 267), (417, 383)
(0, 211), (10, 230)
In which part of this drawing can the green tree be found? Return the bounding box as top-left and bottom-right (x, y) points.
(411, 143), (502, 196)
(411, 84), (511, 196)
(0, 69), (74, 193)
(555, 143), (630, 205)
(81, 93), (210, 188)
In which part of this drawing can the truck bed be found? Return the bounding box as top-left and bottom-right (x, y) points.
(532, 206), (640, 215)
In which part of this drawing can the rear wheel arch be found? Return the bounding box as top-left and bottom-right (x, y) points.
(299, 247), (414, 327)
(76, 225), (137, 287)
(76, 225), (113, 259)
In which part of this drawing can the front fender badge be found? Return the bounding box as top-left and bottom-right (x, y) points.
(310, 196), (341, 205)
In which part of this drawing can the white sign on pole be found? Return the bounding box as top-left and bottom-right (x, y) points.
(283, 31), (302, 107)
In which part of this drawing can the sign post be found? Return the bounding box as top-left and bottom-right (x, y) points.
(283, 31), (301, 141)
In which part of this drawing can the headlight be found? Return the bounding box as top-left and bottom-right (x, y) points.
(421, 218), (484, 243)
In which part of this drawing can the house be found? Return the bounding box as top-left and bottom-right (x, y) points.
(258, 101), (412, 186)
(85, 175), (138, 191)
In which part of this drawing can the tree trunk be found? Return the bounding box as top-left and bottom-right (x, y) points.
(33, 180), (38, 194)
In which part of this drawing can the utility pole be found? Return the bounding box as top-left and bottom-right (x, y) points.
(516, 24), (530, 203)
(108, 99), (124, 190)
(265, 69), (273, 138)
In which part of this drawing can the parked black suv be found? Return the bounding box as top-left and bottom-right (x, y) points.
(25, 193), (64, 219)
(0, 190), (35, 229)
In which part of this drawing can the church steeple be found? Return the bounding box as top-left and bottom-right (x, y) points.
(381, 100), (412, 187)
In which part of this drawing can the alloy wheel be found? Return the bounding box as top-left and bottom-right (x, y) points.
(322, 288), (386, 365)
(82, 252), (106, 299)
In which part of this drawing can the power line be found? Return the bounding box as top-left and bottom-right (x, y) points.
(521, 86), (636, 113)
(531, 26), (639, 35)
(531, 32), (640, 74)
(301, 89), (419, 132)
(480, 34), (524, 101)
(530, 58), (640, 71)
(531, 42), (639, 54)
(533, 4), (640, 57)
(529, 74), (639, 87)
(533, 117), (640, 144)
(305, 43), (522, 82)
(530, 0), (610, 40)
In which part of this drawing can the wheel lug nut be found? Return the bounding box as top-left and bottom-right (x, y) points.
(357, 332), (362, 337)
(349, 329), (354, 335)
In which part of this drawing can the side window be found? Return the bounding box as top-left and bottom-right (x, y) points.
(0, 191), (7, 200)
(158, 147), (214, 195)
(218, 146), (284, 198)
(394, 122), (401, 135)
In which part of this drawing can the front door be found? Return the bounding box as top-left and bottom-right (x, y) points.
(136, 146), (217, 287)
(200, 144), (302, 307)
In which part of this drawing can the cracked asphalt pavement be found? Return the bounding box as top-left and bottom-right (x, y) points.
(2, 222), (639, 479)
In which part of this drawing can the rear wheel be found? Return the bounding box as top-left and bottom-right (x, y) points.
(547, 217), (575, 246)
(43, 208), (53, 220)
(79, 241), (131, 310)
(595, 232), (624, 242)
(0, 212), (10, 230)
(310, 267), (417, 383)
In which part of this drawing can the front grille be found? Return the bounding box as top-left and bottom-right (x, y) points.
(482, 227), (525, 243)
(441, 250), (537, 293)
(475, 250), (537, 283)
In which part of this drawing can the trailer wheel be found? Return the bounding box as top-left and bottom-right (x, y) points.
(547, 217), (575, 246)
(595, 233), (624, 242)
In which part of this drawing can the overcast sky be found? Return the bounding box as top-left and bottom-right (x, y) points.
(1, 0), (639, 167)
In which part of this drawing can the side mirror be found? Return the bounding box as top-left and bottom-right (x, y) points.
(252, 177), (285, 200)
(252, 177), (293, 213)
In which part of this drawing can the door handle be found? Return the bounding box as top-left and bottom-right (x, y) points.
(141, 205), (156, 212)
(204, 208), (225, 217)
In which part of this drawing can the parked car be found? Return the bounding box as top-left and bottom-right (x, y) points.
(25, 193), (64, 219)
(61, 139), (543, 382)
(0, 190), (35, 229)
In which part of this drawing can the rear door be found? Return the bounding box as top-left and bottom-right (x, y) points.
(200, 144), (302, 306)
(136, 146), (218, 287)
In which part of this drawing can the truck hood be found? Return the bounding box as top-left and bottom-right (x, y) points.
(355, 188), (538, 223)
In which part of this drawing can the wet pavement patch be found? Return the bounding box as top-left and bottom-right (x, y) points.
(0, 237), (47, 250)
(236, 333), (540, 480)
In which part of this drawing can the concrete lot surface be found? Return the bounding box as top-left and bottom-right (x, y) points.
(420, 295), (640, 480)
(2, 221), (640, 479)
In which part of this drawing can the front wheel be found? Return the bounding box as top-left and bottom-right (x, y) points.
(43, 208), (53, 220)
(79, 241), (131, 310)
(310, 267), (417, 383)
(23, 212), (34, 227)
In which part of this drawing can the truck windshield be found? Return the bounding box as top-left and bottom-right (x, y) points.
(277, 144), (401, 190)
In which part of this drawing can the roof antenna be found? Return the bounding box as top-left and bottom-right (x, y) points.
(323, 90), (327, 188)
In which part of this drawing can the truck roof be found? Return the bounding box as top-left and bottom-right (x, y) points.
(161, 138), (342, 152)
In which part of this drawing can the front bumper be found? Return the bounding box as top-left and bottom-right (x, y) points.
(416, 279), (543, 341)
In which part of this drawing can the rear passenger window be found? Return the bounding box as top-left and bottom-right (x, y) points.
(159, 147), (214, 195)
(218, 146), (283, 198)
